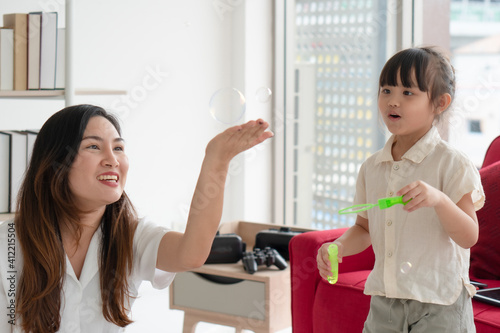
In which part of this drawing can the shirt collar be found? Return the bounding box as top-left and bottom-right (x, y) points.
(65, 226), (101, 288)
(375, 126), (442, 164)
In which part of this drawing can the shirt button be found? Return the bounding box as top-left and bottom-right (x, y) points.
(387, 220), (392, 226)
(387, 251), (393, 258)
(389, 191), (394, 196)
(393, 164), (400, 171)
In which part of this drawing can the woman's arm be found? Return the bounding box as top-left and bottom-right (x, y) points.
(156, 120), (273, 272)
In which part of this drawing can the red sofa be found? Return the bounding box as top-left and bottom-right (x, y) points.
(290, 159), (500, 332)
(482, 135), (500, 168)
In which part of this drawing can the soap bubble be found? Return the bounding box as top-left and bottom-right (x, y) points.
(209, 87), (246, 124)
(400, 261), (413, 274)
(255, 86), (272, 103)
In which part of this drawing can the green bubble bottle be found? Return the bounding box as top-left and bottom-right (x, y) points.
(327, 243), (338, 284)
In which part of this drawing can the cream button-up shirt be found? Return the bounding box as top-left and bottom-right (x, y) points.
(355, 126), (484, 305)
(0, 218), (175, 332)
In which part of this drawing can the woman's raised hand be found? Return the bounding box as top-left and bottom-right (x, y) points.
(205, 119), (274, 162)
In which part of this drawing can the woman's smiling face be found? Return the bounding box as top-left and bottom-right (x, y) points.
(68, 116), (129, 211)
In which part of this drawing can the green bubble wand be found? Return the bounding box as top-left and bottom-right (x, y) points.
(338, 195), (411, 215)
(327, 196), (411, 284)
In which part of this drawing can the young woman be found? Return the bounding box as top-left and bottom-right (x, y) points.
(317, 47), (485, 332)
(0, 104), (273, 332)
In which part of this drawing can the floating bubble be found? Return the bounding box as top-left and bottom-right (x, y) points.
(209, 87), (246, 124)
(255, 86), (272, 103)
(400, 261), (413, 274)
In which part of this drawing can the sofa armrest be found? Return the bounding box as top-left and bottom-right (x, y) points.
(289, 228), (375, 333)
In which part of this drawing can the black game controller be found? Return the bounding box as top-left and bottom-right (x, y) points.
(254, 227), (304, 260)
(242, 247), (287, 274)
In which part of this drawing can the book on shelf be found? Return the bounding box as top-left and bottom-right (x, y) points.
(0, 132), (10, 214)
(39, 12), (58, 90)
(27, 12), (41, 90)
(55, 28), (65, 90)
(0, 131), (29, 213)
(2, 13), (28, 91)
(0, 130), (39, 213)
(2, 12), (62, 92)
(0, 28), (14, 91)
(17, 130), (38, 164)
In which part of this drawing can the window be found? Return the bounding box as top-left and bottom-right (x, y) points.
(469, 119), (482, 133)
(275, 1), (499, 229)
(275, 0), (392, 229)
(275, 1), (493, 229)
(449, 0), (500, 166)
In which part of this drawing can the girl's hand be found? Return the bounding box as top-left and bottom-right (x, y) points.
(397, 180), (445, 213)
(317, 241), (344, 281)
(206, 119), (274, 162)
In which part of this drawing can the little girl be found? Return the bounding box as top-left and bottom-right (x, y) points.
(317, 46), (485, 332)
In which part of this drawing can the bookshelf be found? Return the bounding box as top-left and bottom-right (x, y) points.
(0, 0), (127, 220)
(0, 0), (127, 104)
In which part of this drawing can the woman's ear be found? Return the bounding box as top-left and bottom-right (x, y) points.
(436, 93), (452, 114)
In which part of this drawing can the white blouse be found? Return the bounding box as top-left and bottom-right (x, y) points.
(355, 126), (485, 305)
(0, 218), (175, 332)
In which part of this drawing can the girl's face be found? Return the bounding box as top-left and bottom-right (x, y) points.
(378, 70), (442, 141)
(68, 116), (129, 211)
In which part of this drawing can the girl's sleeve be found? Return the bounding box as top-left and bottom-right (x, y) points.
(133, 220), (176, 289)
(445, 157), (485, 211)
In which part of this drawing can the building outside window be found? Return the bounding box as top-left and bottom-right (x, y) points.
(448, 0), (500, 167)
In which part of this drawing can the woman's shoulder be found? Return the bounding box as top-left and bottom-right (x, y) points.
(133, 218), (169, 245)
(135, 217), (165, 232)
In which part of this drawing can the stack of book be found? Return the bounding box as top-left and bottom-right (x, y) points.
(0, 12), (65, 91)
(0, 130), (38, 213)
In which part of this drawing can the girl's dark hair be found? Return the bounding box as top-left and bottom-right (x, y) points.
(379, 46), (456, 110)
(16, 104), (138, 332)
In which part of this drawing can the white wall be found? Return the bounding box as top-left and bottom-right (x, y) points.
(0, 0), (274, 230)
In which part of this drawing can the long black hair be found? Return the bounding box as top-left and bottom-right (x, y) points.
(16, 104), (138, 332)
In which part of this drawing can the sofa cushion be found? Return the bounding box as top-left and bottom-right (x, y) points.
(313, 271), (371, 333)
(470, 161), (500, 280)
(473, 279), (500, 333)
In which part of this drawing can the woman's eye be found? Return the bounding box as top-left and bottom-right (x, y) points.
(114, 146), (124, 152)
(87, 144), (99, 149)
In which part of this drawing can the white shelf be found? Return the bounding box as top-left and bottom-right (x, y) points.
(75, 89), (127, 96)
(0, 89), (127, 98)
(0, 214), (15, 222)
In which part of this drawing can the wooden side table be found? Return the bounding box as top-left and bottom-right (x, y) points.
(169, 221), (310, 333)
